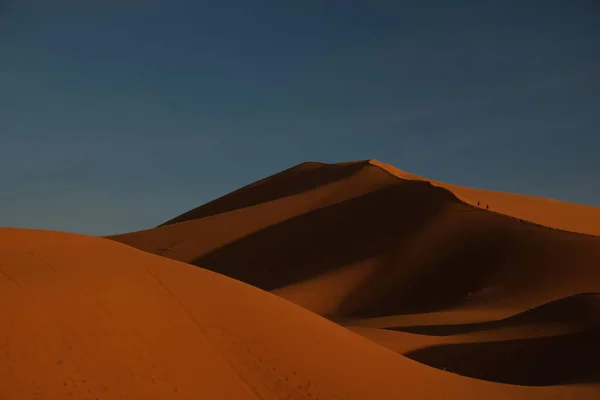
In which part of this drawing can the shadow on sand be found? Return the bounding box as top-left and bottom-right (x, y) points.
(388, 293), (600, 336)
(405, 329), (600, 386)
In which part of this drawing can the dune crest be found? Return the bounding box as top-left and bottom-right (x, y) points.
(368, 159), (600, 236)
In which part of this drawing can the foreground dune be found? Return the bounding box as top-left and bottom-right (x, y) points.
(4, 228), (596, 399)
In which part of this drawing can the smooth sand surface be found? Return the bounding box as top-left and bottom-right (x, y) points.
(5, 228), (597, 399)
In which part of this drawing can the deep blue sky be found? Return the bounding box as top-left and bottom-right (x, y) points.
(1, 0), (599, 235)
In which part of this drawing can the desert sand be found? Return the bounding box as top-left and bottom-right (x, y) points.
(3, 159), (600, 398)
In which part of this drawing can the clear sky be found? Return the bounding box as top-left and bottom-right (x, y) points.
(1, 0), (599, 235)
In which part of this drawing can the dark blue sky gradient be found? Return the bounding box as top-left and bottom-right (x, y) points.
(1, 0), (599, 235)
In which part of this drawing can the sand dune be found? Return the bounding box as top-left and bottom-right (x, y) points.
(4, 228), (594, 399)
(110, 160), (600, 322)
(105, 160), (600, 395)
(5, 158), (591, 398)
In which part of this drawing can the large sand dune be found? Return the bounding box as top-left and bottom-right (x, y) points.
(111, 160), (600, 317)
(108, 159), (600, 395)
(4, 228), (594, 399)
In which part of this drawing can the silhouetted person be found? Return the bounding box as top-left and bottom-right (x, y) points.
(477, 201), (480, 206)
(486, 204), (489, 210)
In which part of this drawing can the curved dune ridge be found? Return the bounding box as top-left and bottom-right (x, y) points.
(369, 159), (600, 236)
(4, 228), (595, 399)
(106, 159), (600, 394)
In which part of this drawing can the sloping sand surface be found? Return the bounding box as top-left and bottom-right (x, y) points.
(158, 161), (367, 226)
(5, 228), (595, 399)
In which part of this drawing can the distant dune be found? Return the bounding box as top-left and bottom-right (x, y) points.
(110, 160), (600, 316)
(107, 159), (600, 393)
(4, 228), (594, 399)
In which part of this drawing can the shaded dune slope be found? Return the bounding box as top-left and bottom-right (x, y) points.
(4, 228), (590, 399)
(350, 294), (600, 386)
(388, 293), (600, 336)
(351, 325), (600, 387)
(404, 329), (600, 386)
(191, 182), (600, 320)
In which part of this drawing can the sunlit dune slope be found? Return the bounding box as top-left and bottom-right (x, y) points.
(3, 228), (591, 399)
(110, 160), (600, 321)
(158, 161), (367, 226)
